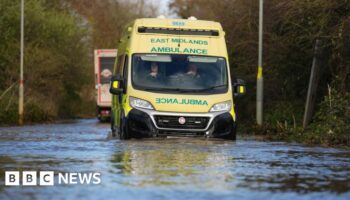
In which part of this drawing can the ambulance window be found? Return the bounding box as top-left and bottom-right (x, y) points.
(116, 55), (124, 75)
(123, 56), (129, 93)
(123, 55), (128, 79)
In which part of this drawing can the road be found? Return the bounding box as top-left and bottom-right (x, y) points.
(0, 119), (350, 200)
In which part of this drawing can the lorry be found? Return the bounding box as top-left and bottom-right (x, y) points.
(109, 18), (246, 140)
(94, 49), (117, 121)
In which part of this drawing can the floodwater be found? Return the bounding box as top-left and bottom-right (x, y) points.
(0, 119), (349, 200)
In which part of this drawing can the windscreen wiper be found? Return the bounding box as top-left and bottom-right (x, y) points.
(169, 88), (196, 93)
(142, 85), (227, 93)
(193, 84), (227, 92)
(143, 88), (169, 92)
(143, 88), (190, 92)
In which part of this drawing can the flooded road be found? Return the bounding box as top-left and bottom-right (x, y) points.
(0, 119), (349, 200)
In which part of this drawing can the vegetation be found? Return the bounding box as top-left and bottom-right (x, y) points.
(0, 0), (157, 125)
(0, 0), (90, 124)
(170, 0), (350, 145)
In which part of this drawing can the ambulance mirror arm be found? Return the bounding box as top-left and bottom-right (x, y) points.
(109, 75), (124, 94)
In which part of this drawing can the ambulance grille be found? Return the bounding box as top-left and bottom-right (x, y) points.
(154, 115), (209, 129)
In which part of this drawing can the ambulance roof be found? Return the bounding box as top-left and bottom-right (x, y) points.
(133, 18), (223, 31)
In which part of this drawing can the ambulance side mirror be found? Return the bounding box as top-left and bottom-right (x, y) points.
(109, 75), (124, 94)
(233, 79), (246, 97)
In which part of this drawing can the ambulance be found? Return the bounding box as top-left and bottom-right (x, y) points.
(109, 17), (245, 140)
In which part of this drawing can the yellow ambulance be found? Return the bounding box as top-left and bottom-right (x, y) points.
(109, 17), (246, 140)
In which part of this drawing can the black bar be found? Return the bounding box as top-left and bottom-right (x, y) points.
(138, 27), (219, 36)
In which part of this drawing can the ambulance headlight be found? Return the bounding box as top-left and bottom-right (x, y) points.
(209, 101), (232, 112)
(129, 97), (154, 110)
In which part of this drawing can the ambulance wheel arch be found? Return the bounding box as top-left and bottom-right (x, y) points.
(225, 123), (237, 140)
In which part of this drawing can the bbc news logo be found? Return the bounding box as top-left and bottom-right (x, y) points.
(5, 171), (101, 186)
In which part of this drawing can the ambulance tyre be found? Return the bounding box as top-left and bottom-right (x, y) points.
(223, 125), (237, 141)
(120, 111), (131, 140)
(110, 111), (117, 137)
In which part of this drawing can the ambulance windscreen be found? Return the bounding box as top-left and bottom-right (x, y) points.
(132, 54), (228, 94)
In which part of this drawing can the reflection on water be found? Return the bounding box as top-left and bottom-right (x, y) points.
(0, 119), (350, 200)
(110, 139), (235, 189)
(107, 139), (350, 195)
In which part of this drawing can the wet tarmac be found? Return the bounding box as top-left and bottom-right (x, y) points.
(0, 119), (349, 200)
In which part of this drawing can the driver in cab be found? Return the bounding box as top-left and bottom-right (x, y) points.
(186, 63), (201, 79)
(146, 62), (164, 83)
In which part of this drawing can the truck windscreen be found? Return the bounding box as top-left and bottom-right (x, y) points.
(132, 54), (228, 94)
(100, 57), (115, 84)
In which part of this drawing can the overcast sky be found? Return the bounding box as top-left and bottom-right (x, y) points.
(147, 0), (176, 18)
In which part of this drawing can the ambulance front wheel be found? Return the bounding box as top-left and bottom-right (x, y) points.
(111, 111), (117, 137)
(119, 112), (131, 140)
(224, 124), (237, 140)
